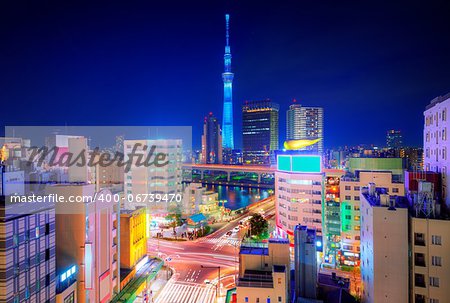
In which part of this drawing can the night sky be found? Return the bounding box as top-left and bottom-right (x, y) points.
(2, 1), (450, 149)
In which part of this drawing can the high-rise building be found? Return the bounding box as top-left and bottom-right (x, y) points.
(400, 147), (424, 171)
(201, 112), (222, 164)
(275, 154), (323, 238)
(294, 225), (318, 300)
(386, 129), (403, 149)
(47, 184), (120, 303)
(242, 100), (279, 165)
(222, 14), (234, 150)
(424, 93), (450, 207)
(360, 185), (409, 303)
(322, 169), (344, 266)
(222, 148), (243, 165)
(0, 191), (56, 303)
(340, 170), (404, 266)
(123, 139), (182, 214)
(286, 103), (324, 154)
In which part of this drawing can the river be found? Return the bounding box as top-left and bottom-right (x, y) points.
(206, 184), (273, 210)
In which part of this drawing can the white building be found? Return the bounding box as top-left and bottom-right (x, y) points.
(360, 185), (409, 303)
(424, 93), (450, 207)
(276, 154), (323, 238)
(123, 139), (182, 214)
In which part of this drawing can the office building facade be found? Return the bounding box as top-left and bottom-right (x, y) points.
(275, 154), (323, 238)
(201, 112), (222, 164)
(0, 198), (56, 303)
(47, 184), (120, 303)
(340, 171), (404, 266)
(286, 103), (324, 154)
(386, 129), (403, 149)
(124, 139), (182, 214)
(242, 100), (279, 165)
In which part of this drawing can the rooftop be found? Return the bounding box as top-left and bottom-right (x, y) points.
(0, 196), (55, 222)
(362, 187), (408, 209)
(426, 92), (450, 110)
(273, 265), (286, 273)
(237, 270), (273, 288)
(240, 245), (269, 256)
(340, 170), (403, 183)
(269, 238), (290, 244)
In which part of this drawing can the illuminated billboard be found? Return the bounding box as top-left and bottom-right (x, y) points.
(85, 243), (93, 289)
(277, 155), (322, 173)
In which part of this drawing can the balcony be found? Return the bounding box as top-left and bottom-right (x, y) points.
(112, 243), (117, 254)
(414, 294), (426, 303)
(415, 273), (426, 288)
(414, 233), (426, 247)
(414, 253), (426, 267)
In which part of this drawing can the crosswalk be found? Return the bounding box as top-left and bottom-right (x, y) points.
(155, 281), (216, 303)
(198, 236), (240, 250)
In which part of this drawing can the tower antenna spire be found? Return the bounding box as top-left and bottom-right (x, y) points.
(221, 13), (234, 150)
(225, 14), (230, 49)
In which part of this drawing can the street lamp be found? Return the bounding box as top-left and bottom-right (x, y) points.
(157, 252), (179, 280)
(201, 265), (221, 302)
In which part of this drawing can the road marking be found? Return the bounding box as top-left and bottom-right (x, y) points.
(155, 280), (215, 303)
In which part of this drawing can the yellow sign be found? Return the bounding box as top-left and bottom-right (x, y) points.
(283, 138), (321, 150)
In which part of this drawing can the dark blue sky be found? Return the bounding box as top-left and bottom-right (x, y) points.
(1, 0), (450, 149)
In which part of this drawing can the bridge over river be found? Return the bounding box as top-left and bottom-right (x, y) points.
(182, 164), (275, 188)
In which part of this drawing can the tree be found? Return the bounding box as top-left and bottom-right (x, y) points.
(249, 213), (268, 237)
(165, 213), (182, 231)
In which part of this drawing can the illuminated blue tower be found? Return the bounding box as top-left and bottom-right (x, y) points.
(222, 14), (234, 150)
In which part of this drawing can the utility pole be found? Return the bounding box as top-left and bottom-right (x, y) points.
(201, 265), (221, 302)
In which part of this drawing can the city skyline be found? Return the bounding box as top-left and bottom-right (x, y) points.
(3, 2), (450, 303)
(2, 1), (450, 148)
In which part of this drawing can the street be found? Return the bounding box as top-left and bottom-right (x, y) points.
(148, 196), (275, 303)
